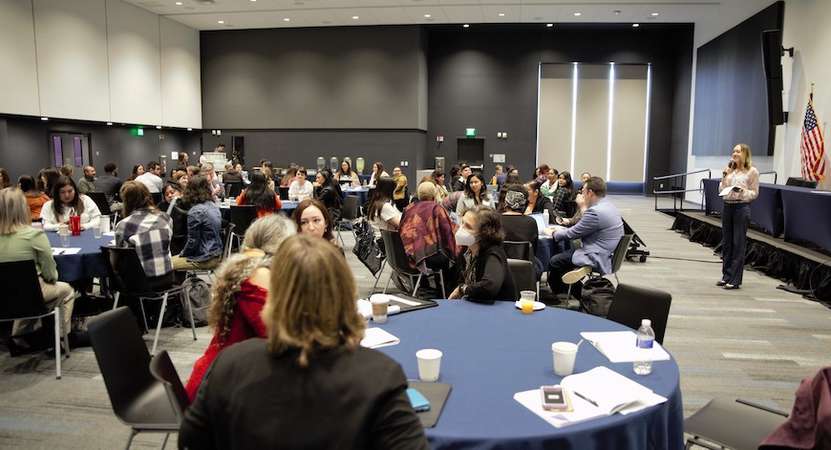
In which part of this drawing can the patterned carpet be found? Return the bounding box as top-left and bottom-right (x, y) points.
(0, 195), (828, 449)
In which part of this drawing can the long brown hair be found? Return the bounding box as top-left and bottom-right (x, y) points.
(261, 234), (364, 367)
(119, 181), (156, 217)
(292, 198), (335, 242)
(735, 143), (753, 170)
(51, 176), (84, 217)
(181, 175), (212, 207)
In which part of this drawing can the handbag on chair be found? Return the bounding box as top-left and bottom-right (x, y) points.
(352, 219), (384, 276)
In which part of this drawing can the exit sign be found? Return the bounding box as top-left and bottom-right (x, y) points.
(465, 128), (476, 137)
(131, 127), (144, 137)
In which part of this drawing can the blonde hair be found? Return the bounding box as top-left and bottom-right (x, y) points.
(417, 181), (436, 201)
(207, 214), (296, 340)
(0, 188), (31, 235)
(261, 234), (364, 367)
(735, 143), (753, 169)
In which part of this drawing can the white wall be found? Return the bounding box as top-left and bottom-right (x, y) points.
(0, 0), (201, 128)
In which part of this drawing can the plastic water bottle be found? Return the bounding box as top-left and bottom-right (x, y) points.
(633, 319), (655, 375)
(542, 209), (550, 225)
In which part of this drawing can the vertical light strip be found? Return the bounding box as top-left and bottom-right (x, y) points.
(570, 63), (578, 174)
(606, 62), (615, 181)
(642, 64), (652, 183)
(535, 63), (542, 167)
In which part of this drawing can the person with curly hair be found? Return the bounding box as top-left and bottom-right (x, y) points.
(184, 214), (296, 401)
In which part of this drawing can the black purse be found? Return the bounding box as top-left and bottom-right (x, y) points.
(352, 219), (384, 275)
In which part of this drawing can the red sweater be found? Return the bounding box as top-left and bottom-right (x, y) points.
(185, 279), (268, 402)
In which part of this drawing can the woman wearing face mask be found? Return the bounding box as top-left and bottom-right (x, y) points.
(456, 173), (492, 218)
(41, 176), (102, 231)
(449, 207), (516, 303)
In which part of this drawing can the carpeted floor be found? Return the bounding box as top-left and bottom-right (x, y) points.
(1, 195), (828, 449)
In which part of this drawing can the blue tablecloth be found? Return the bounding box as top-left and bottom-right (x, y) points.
(45, 229), (111, 282)
(781, 186), (831, 253)
(536, 236), (560, 265)
(377, 301), (684, 450)
(702, 178), (783, 236)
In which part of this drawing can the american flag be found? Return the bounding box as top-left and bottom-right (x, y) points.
(801, 94), (826, 182)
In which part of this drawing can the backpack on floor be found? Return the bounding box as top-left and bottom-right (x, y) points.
(579, 277), (616, 317)
(181, 276), (211, 327)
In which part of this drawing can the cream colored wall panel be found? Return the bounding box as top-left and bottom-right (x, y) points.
(33, 0), (109, 121)
(537, 78), (572, 172)
(160, 17), (201, 128)
(107, 0), (161, 125)
(574, 77), (608, 179)
(611, 78), (648, 182)
(0, 0), (39, 116)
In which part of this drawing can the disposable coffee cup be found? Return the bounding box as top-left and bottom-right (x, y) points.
(552, 342), (578, 376)
(370, 294), (389, 323)
(416, 349), (443, 382)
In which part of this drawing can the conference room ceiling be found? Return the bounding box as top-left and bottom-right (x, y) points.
(126, 0), (774, 46)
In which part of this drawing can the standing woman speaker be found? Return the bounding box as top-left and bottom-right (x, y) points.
(718, 143), (759, 289)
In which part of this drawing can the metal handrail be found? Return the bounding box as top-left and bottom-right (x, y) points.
(653, 168), (712, 181)
(652, 168), (712, 213)
(758, 170), (778, 184)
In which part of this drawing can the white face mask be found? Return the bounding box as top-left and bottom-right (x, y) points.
(455, 227), (476, 247)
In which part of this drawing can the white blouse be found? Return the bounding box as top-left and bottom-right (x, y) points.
(288, 180), (314, 201)
(41, 195), (102, 231)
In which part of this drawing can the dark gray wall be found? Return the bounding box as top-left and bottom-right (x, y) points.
(425, 24), (694, 188)
(201, 26), (427, 130)
(0, 115), (201, 182)
(692, 2), (783, 156)
(201, 129), (426, 188)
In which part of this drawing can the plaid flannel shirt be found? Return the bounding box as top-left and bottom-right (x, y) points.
(115, 208), (173, 277)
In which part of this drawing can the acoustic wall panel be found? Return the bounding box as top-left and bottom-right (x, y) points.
(610, 66), (648, 182)
(573, 65), (609, 179)
(106, 0), (161, 125)
(33, 0), (109, 121)
(537, 65), (572, 173)
(0, 0), (39, 116)
(160, 17), (202, 129)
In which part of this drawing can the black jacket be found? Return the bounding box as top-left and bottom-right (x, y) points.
(179, 339), (428, 450)
(462, 244), (516, 303)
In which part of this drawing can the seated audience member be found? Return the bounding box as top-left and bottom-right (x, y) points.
(551, 171), (575, 214)
(288, 167), (314, 201)
(171, 175), (223, 271)
(261, 166), (276, 191)
(535, 164), (551, 184)
(236, 172), (282, 218)
(499, 184), (539, 259)
(176, 152), (189, 171)
(179, 234), (428, 449)
(336, 160), (361, 188)
(0, 188), (75, 349)
(368, 162), (389, 188)
(128, 164), (144, 181)
(540, 168), (560, 200)
(222, 163), (242, 185)
(280, 167), (297, 188)
(505, 172), (521, 185)
(201, 163), (225, 200)
(556, 191), (587, 227)
(186, 165), (200, 178)
(235, 163), (249, 185)
(41, 176), (101, 231)
(293, 198), (339, 248)
(38, 168), (61, 198)
(457, 174), (493, 218)
(96, 163), (122, 203)
(490, 164), (504, 186)
(314, 169), (343, 218)
(449, 208), (516, 303)
(579, 172), (591, 183)
(77, 165), (97, 194)
(452, 165), (471, 192)
(431, 170), (449, 203)
(547, 177), (623, 295)
(59, 164), (74, 178)
(114, 182), (173, 277)
(184, 214), (296, 401)
(136, 161), (164, 193)
(392, 166), (409, 211)
(0, 168), (10, 189)
(19, 175), (50, 221)
(366, 177), (400, 236)
(524, 180), (555, 221)
(400, 182), (458, 272)
(157, 183), (182, 214)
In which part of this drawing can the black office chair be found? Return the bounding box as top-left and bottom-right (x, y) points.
(503, 240), (533, 262)
(278, 186), (290, 201)
(148, 350), (189, 427)
(507, 259), (535, 301)
(169, 205), (189, 255)
(380, 230), (445, 298)
(684, 398), (788, 450)
(337, 196), (362, 246)
(88, 307), (180, 449)
(87, 191), (112, 215)
(606, 283), (672, 344)
(224, 182), (243, 198)
(101, 247), (195, 355)
(0, 260), (70, 379)
(228, 206), (257, 256)
(562, 234), (633, 298)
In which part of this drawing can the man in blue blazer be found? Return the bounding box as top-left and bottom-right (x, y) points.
(547, 177), (623, 295)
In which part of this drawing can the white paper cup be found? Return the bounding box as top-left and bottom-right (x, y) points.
(100, 216), (111, 233)
(416, 349), (443, 382)
(520, 290), (536, 302)
(370, 294), (389, 324)
(552, 342), (578, 376)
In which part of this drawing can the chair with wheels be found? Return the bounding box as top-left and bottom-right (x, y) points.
(606, 283), (672, 344)
(101, 246), (195, 355)
(0, 260), (70, 379)
(380, 230), (446, 298)
(87, 307), (180, 449)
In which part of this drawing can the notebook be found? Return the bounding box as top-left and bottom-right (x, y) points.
(359, 328), (400, 349)
(408, 381), (452, 428)
(580, 331), (671, 363)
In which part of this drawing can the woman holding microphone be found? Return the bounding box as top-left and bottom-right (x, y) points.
(718, 143), (759, 289)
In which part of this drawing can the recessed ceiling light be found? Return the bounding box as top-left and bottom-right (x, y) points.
(573, 12), (582, 17)
(175, 1), (183, 5)
(462, 24), (470, 28)
(156, 125), (162, 129)
(283, 17), (290, 22)
(217, 20), (224, 24)
(41, 117), (48, 121)
(632, 23), (640, 27)
(352, 15), (359, 20)
(546, 23), (554, 28)
(187, 128), (193, 131)
(651, 12), (660, 17)
(424, 14), (431, 18)
(498, 12), (505, 17)
(106, 122), (113, 126)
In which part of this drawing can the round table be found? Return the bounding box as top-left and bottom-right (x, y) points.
(376, 301), (684, 450)
(45, 229), (112, 282)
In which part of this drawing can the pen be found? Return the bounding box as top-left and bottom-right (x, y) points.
(573, 390), (599, 407)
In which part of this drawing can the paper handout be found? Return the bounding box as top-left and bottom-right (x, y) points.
(360, 328), (400, 349)
(580, 331), (671, 363)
